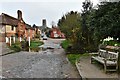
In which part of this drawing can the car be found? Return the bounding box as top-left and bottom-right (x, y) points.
(41, 33), (44, 38)
(43, 35), (47, 40)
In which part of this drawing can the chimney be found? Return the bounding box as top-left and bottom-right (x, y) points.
(42, 19), (46, 27)
(17, 10), (22, 20)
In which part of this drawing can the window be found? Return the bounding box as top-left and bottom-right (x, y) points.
(11, 26), (14, 31)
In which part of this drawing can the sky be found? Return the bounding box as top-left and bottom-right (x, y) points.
(0, 0), (99, 28)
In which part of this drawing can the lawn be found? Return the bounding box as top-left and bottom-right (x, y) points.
(67, 53), (90, 65)
(9, 40), (44, 52)
(61, 40), (80, 65)
(61, 40), (91, 65)
(30, 40), (44, 48)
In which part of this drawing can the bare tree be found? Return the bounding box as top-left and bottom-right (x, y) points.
(51, 21), (56, 27)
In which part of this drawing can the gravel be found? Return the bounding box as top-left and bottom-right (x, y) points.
(1, 39), (80, 78)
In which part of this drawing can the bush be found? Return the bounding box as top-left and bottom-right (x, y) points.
(103, 40), (120, 46)
(9, 43), (21, 52)
(21, 41), (29, 50)
(35, 34), (40, 38)
(61, 40), (71, 50)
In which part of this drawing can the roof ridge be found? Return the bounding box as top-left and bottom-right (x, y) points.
(1, 13), (18, 20)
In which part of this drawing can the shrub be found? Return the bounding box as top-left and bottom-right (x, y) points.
(61, 40), (71, 50)
(103, 40), (120, 46)
(9, 43), (21, 52)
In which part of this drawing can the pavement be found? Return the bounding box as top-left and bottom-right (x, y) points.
(1, 38), (80, 78)
(76, 55), (119, 79)
(0, 42), (14, 56)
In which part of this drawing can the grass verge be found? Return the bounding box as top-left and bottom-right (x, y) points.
(9, 40), (44, 52)
(67, 53), (90, 65)
(30, 40), (44, 48)
(61, 40), (90, 65)
(67, 54), (81, 65)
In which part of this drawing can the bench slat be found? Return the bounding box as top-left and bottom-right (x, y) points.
(91, 49), (119, 72)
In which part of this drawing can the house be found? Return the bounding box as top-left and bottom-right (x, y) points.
(16, 10), (26, 41)
(0, 13), (18, 43)
(0, 10), (32, 45)
(50, 26), (65, 38)
(25, 24), (35, 40)
(33, 24), (41, 39)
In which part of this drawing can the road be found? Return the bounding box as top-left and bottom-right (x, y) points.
(0, 38), (80, 78)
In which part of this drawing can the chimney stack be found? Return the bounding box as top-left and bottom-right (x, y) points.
(17, 10), (22, 20)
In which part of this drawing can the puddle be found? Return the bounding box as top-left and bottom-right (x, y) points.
(23, 47), (54, 52)
(22, 43), (61, 52)
(28, 47), (48, 52)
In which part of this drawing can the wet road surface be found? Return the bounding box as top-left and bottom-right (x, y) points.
(0, 38), (80, 78)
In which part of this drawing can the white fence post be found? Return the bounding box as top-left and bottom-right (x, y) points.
(13, 36), (15, 43)
(6, 37), (9, 43)
(20, 37), (22, 42)
(29, 37), (30, 47)
(10, 37), (11, 46)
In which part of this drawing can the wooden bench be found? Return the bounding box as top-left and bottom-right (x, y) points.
(91, 49), (119, 73)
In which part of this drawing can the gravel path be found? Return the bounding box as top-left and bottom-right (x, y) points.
(1, 39), (80, 78)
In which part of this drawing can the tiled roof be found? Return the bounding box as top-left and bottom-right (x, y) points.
(26, 23), (34, 30)
(0, 13), (19, 26)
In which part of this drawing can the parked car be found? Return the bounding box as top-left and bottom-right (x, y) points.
(41, 33), (44, 38)
(43, 35), (47, 40)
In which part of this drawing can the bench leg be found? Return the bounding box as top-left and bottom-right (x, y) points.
(90, 57), (94, 64)
(104, 60), (107, 73)
(104, 64), (107, 73)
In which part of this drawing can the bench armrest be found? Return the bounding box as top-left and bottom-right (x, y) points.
(90, 53), (98, 56)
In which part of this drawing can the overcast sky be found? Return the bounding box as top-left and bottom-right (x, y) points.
(0, 0), (99, 27)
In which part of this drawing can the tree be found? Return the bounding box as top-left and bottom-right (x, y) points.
(51, 21), (56, 27)
(58, 11), (81, 42)
(81, 0), (97, 52)
(89, 2), (120, 42)
(58, 11), (86, 53)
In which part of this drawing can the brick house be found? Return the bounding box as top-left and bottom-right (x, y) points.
(0, 10), (32, 43)
(0, 13), (18, 43)
(25, 24), (35, 40)
(50, 26), (65, 38)
(17, 10), (26, 41)
(33, 24), (41, 39)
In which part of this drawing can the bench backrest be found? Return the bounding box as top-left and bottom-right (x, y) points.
(98, 49), (118, 59)
(107, 51), (118, 59)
